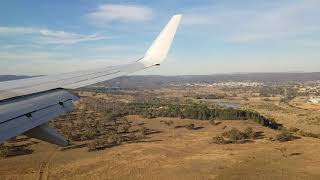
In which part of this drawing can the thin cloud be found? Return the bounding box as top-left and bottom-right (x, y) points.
(183, 0), (320, 43)
(86, 4), (154, 26)
(0, 26), (107, 44)
(0, 27), (35, 34)
(0, 51), (133, 75)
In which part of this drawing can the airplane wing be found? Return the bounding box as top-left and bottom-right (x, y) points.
(0, 14), (182, 146)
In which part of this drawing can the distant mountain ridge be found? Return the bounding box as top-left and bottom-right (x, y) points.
(1, 72), (319, 88)
(0, 75), (32, 82)
(101, 72), (320, 89)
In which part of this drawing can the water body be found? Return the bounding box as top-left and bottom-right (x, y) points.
(213, 102), (241, 108)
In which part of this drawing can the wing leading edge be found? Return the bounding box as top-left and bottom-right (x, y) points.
(0, 15), (182, 146)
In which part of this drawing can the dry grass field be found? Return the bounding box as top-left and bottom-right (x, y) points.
(245, 97), (320, 133)
(1, 88), (320, 180)
(1, 116), (320, 180)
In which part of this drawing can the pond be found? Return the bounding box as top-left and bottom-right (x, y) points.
(212, 102), (241, 108)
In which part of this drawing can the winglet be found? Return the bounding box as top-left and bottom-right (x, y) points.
(139, 14), (182, 67)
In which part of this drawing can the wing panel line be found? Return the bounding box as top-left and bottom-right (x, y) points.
(0, 98), (73, 125)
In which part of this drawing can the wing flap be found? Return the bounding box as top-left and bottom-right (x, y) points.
(24, 123), (68, 146)
(0, 89), (78, 144)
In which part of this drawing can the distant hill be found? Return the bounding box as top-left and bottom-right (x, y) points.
(1, 72), (320, 88)
(0, 75), (32, 82)
(101, 72), (320, 89)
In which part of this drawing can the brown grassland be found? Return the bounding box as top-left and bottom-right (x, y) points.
(1, 87), (320, 180)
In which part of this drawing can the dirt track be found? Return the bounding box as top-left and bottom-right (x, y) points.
(1, 117), (320, 180)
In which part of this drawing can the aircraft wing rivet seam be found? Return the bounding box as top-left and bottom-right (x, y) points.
(0, 98), (74, 124)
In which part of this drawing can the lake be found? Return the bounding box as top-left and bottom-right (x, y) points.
(213, 102), (241, 108)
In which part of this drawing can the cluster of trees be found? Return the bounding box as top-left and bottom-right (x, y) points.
(51, 98), (148, 151)
(0, 144), (9, 158)
(194, 94), (224, 100)
(259, 85), (312, 98)
(211, 127), (259, 144)
(125, 103), (282, 129)
(259, 86), (285, 97)
(274, 130), (297, 142)
(0, 142), (33, 158)
(50, 96), (282, 151)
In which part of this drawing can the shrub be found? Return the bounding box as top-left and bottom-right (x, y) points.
(84, 128), (99, 140)
(87, 133), (122, 152)
(87, 140), (99, 151)
(87, 139), (108, 151)
(67, 132), (82, 141)
(107, 133), (121, 145)
(185, 123), (195, 130)
(243, 127), (256, 139)
(211, 136), (229, 144)
(117, 122), (131, 133)
(275, 130), (295, 142)
(0, 144), (9, 158)
(222, 128), (246, 141)
(139, 127), (148, 135)
(209, 119), (219, 126)
(217, 127), (259, 144)
(128, 133), (139, 142)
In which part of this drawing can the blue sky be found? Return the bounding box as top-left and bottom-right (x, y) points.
(0, 0), (319, 75)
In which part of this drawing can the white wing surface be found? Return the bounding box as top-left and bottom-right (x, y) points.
(0, 14), (182, 146)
